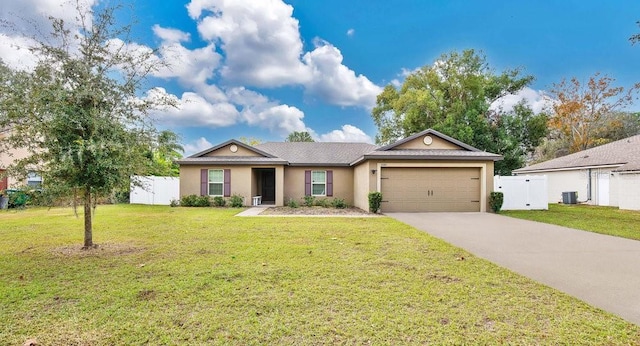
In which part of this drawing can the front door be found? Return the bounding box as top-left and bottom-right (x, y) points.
(261, 169), (276, 203)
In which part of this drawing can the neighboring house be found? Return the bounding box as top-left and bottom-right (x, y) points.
(513, 134), (640, 211)
(0, 129), (36, 190)
(176, 129), (502, 212)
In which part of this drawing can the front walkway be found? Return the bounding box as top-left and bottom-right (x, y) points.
(387, 212), (640, 325)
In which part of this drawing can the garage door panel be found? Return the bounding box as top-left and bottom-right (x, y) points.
(380, 167), (481, 212)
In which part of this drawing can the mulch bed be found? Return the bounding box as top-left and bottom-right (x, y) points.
(260, 206), (372, 216)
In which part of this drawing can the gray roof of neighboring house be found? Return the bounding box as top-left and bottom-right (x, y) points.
(255, 142), (379, 166)
(514, 134), (640, 173)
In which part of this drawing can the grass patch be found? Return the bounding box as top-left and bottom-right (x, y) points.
(502, 204), (640, 241)
(1, 205), (639, 344)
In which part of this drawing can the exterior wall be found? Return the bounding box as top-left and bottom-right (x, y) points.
(352, 162), (374, 211)
(519, 168), (618, 206)
(180, 165), (253, 206)
(0, 140), (33, 189)
(394, 135), (461, 150)
(355, 159), (495, 212)
(282, 166), (354, 205)
(180, 165), (284, 206)
(203, 144), (261, 157)
(618, 173), (640, 210)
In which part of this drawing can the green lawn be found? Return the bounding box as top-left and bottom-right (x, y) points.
(502, 204), (640, 241)
(1, 205), (639, 345)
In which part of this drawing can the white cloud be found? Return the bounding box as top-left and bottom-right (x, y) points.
(318, 124), (373, 143)
(303, 40), (383, 109)
(187, 0), (310, 87)
(242, 105), (306, 136)
(184, 137), (213, 156)
(185, 0), (382, 109)
(152, 25), (191, 43)
(346, 28), (355, 37)
(491, 87), (553, 114)
(147, 88), (239, 128)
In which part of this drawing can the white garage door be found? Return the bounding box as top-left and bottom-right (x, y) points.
(380, 167), (481, 212)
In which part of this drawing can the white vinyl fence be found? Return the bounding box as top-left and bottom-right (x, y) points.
(130, 176), (179, 205)
(494, 175), (548, 210)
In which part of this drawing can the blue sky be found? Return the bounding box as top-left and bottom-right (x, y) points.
(2, 1), (640, 154)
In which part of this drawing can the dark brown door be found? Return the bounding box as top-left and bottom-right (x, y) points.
(261, 169), (276, 203)
(0, 169), (7, 191)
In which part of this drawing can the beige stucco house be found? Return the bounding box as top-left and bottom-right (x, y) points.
(0, 129), (37, 190)
(513, 134), (640, 211)
(177, 129), (502, 212)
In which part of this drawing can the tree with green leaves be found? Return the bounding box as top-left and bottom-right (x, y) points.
(0, 4), (173, 248)
(372, 49), (545, 175)
(146, 130), (184, 177)
(286, 131), (314, 142)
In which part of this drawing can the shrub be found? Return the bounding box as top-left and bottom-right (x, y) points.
(314, 198), (330, 208)
(169, 199), (180, 207)
(194, 195), (211, 207)
(303, 195), (315, 207)
(331, 198), (347, 209)
(489, 192), (504, 213)
(287, 198), (299, 208)
(229, 194), (244, 208)
(179, 194), (210, 207)
(368, 192), (383, 213)
(212, 196), (226, 207)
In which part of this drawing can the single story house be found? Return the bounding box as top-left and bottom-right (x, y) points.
(176, 129), (502, 212)
(0, 129), (38, 190)
(513, 134), (640, 211)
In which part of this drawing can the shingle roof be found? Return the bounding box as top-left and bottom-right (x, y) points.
(514, 134), (640, 173)
(255, 142), (378, 166)
(175, 157), (288, 165)
(356, 149), (502, 163)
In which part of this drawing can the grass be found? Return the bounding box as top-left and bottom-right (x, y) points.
(1, 205), (639, 345)
(502, 204), (640, 241)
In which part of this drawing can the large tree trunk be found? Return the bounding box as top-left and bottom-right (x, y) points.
(83, 188), (93, 249)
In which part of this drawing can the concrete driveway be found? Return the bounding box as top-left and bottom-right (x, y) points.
(387, 212), (640, 325)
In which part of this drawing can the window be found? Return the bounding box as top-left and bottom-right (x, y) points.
(27, 172), (42, 188)
(208, 169), (224, 196)
(311, 171), (326, 196)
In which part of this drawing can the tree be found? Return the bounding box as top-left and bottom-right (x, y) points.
(0, 4), (172, 248)
(286, 131), (314, 142)
(238, 136), (262, 146)
(146, 130), (184, 177)
(371, 49), (544, 175)
(548, 73), (639, 153)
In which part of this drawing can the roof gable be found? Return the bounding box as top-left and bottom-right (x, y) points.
(378, 129), (480, 152)
(514, 134), (640, 173)
(188, 139), (276, 158)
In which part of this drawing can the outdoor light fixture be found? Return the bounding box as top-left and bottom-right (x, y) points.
(371, 169), (377, 174)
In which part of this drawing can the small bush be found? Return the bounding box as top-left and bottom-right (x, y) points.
(489, 192), (504, 213)
(368, 192), (383, 213)
(303, 195), (315, 207)
(180, 194), (210, 207)
(212, 196), (226, 207)
(229, 194), (244, 208)
(287, 198), (299, 208)
(169, 199), (180, 207)
(314, 198), (330, 208)
(331, 198), (347, 209)
(194, 195), (211, 207)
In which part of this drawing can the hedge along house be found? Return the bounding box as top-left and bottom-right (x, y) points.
(513, 134), (640, 211)
(176, 129), (502, 212)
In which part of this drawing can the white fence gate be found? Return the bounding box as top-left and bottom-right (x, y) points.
(494, 175), (548, 210)
(130, 176), (180, 205)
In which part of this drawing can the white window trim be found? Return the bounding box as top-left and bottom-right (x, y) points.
(27, 172), (43, 188)
(311, 170), (326, 196)
(208, 169), (224, 196)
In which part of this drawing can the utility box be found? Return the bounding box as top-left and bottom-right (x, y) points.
(562, 191), (577, 204)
